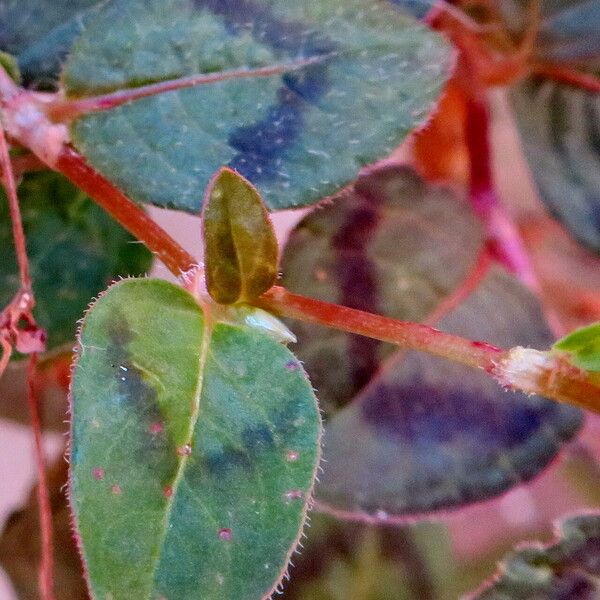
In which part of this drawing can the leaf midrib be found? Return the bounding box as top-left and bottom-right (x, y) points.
(148, 310), (214, 597)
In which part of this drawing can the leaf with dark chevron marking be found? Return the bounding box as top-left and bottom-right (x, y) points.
(470, 513), (600, 600)
(501, 0), (600, 253)
(62, 0), (452, 212)
(280, 165), (583, 519)
(69, 278), (321, 600)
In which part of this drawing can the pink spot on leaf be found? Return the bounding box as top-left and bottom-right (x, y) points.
(286, 450), (299, 462)
(148, 422), (164, 434)
(218, 528), (233, 541)
(163, 486), (173, 499)
(283, 489), (304, 502)
(92, 467), (105, 481)
(177, 444), (192, 456)
(111, 485), (122, 495)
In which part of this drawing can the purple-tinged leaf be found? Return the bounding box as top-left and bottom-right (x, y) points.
(280, 165), (583, 519)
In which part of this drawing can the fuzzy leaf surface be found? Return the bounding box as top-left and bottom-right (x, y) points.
(472, 513), (600, 599)
(0, 0), (103, 87)
(554, 320), (600, 372)
(63, 0), (452, 212)
(280, 165), (582, 518)
(0, 171), (151, 353)
(203, 168), (278, 304)
(70, 278), (321, 600)
(503, 0), (600, 253)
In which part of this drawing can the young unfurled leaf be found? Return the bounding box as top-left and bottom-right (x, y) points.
(554, 321), (600, 372)
(281, 166), (582, 519)
(63, 0), (452, 212)
(0, 171), (151, 353)
(471, 513), (600, 599)
(203, 168), (278, 304)
(70, 278), (321, 600)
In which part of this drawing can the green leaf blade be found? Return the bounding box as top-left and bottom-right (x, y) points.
(70, 278), (321, 600)
(203, 168), (278, 304)
(0, 171), (151, 353)
(554, 320), (600, 372)
(63, 0), (453, 212)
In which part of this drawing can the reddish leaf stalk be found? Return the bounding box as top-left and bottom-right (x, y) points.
(56, 146), (197, 275)
(48, 57), (332, 122)
(464, 92), (539, 290)
(530, 63), (600, 93)
(27, 355), (56, 600)
(257, 286), (503, 372)
(0, 121), (31, 289)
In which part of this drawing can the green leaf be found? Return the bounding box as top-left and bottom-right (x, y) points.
(554, 320), (600, 371)
(203, 168), (278, 304)
(501, 0), (600, 253)
(471, 513), (600, 600)
(280, 165), (582, 518)
(69, 278), (321, 600)
(63, 0), (452, 212)
(0, 0), (104, 88)
(0, 171), (151, 353)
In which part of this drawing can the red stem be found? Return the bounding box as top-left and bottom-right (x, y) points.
(257, 286), (504, 371)
(27, 355), (56, 600)
(48, 57), (331, 122)
(530, 63), (600, 93)
(464, 90), (538, 290)
(56, 146), (197, 275)
(0, 123), (31, 289)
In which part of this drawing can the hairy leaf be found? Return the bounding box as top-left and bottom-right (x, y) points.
(203, 168), (278, 304)
(70, 278), (321, 600)
(280, 165), (582, 518)
(63, 0), (452, 212)
(0, 0), (104, 88)
(502, 0), (600, 253)
(554, 321), (600, 372)
(0, 171), (151, 353)
(471, 513), (600, 599)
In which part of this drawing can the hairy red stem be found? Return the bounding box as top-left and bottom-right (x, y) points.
(27, 355), (56, 600)
(257, 286), (504, 371)
(48, 56), (332, 122)
(56, 146), (197, 275)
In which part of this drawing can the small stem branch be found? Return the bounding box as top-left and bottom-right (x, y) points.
(55, 146), (197, 275)
(464, 91), (539, 290)
(0, 121), (31, 289)
(257, 286), (503, 371)
(27, 355), (56, 600)
(496, 348), (600, 413)
(48, 57), (331, 122)
(530, 63), (600, 93)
